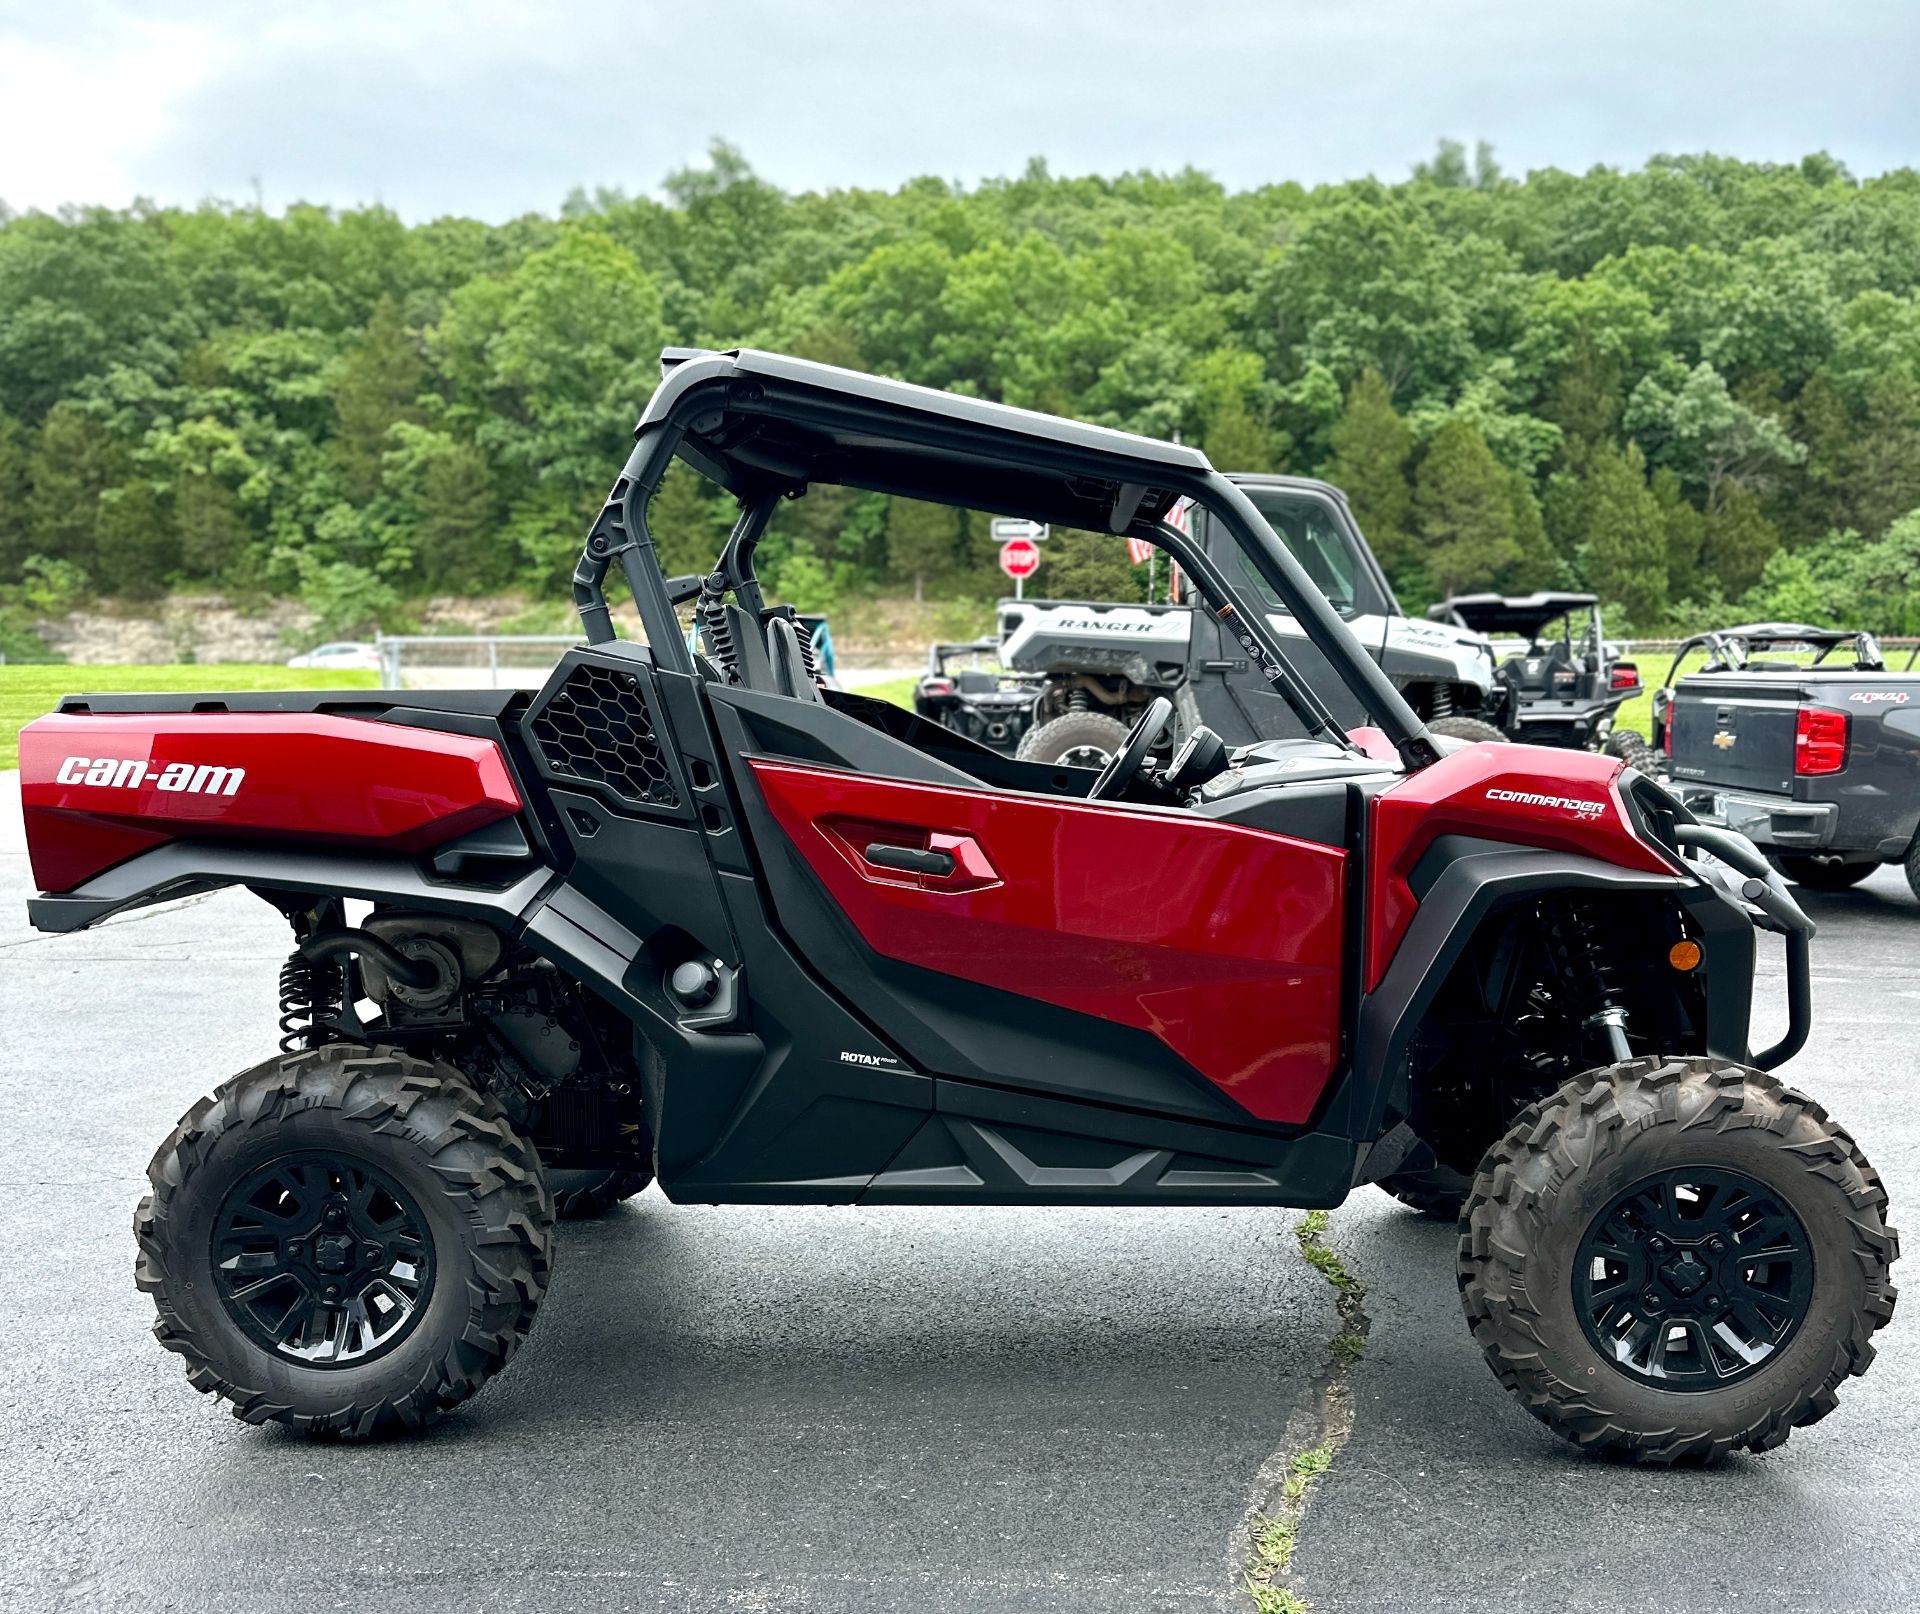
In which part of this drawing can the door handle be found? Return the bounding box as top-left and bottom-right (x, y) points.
(864, 843), (957, 877)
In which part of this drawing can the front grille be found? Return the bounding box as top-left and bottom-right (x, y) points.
(529, 662), (679, 809)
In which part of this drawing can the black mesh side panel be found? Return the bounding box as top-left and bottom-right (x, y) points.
(529, 662), (679, 809)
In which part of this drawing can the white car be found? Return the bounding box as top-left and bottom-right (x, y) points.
(287, 641), (382, 672)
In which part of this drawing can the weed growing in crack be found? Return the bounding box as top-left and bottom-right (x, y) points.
(1240, 1214), (1373, 1612)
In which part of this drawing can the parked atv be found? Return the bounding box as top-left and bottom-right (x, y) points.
(1001, 474), (1503, 766)
(1651, 622), (1920, 901)
(19, 350), (1895, 1460)
(911, 638), (1041, 754)
(1427, 592), (1645, 754)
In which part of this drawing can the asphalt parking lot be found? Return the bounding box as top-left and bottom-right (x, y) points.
(1, 767), (1914, 1614)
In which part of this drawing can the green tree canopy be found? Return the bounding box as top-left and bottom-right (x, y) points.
(3, 143), (1920, 633)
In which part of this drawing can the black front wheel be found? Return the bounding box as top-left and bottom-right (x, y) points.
(1458, 1057), (1898, 1462)
(136, 1047), (555, 1436)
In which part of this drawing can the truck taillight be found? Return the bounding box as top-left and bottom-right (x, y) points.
(921, 677), (953, 698)
(1794, 707), (1848, 775)
(1610, 663), (1640, 691)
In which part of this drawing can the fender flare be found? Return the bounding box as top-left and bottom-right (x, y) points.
(1345, 841), (1755, 1164)
(26, 840), (554, 934)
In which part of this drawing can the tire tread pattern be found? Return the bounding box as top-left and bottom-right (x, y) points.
(1456, 1055), (1898, 1463)
(134, 1047), (555, 1437)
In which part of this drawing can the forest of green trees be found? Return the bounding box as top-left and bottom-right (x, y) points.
(3, 140), (1920, 656)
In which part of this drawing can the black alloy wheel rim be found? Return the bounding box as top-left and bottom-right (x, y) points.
(1574, 1167), (1813, 1392)
(212, 1152), (436, 1368)
(1058, 744), (1114, 767)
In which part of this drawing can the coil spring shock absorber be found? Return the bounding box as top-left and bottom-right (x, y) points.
(277, 949), (345, 1053)
(1430, 683), (1455, 720)
(1066, 685), (1093, 714)
(1547, 899), (1632, 1063)
(794, 620), (822, 685)
(696, 580), (739, 683)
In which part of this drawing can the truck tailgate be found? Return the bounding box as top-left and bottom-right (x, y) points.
(1669, 674), (1804, 793)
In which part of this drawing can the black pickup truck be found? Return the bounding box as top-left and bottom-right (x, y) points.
(1652, 623), (1920, 900)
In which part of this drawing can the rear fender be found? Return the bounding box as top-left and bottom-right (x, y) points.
(19, 710), (523, 894)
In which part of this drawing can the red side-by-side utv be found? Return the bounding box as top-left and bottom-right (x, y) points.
(18, 351), (1897, 1460)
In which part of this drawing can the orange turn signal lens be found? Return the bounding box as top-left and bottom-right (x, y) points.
(1668, 940), (1703, 972)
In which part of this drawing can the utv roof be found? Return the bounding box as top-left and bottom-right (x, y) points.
(1224, 472), (1353, 505)
(1428, 592), (1598, 635)
(644, 348), (1212, 534)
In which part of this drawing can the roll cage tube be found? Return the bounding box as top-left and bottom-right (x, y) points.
(1145, 511), (1352, 752)
(1659, 625), (1889, 691)
(1194, 471), (1441, 771)
(575, 366), (1437, 768)
(572, 426), (697, 675)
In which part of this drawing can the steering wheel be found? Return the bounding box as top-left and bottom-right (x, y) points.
(1087, 696), (1173, 802)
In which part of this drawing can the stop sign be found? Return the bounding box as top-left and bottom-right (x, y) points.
(999, 537), (1041, 580)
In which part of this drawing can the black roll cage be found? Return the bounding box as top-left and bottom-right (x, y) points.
(1656, 623), (1888, 692)
(573, 349), (1441, 772)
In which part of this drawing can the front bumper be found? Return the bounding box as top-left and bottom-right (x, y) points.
(1674, 783), (1837, 850)
(1672, 822), (1815, 1070)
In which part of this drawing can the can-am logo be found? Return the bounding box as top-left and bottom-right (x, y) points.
(55, 755), (245, 796)
(1848, 690), (1909, 705)
(1484, 786), (1605, 818)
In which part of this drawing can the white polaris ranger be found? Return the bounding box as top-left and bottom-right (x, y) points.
(998, 474), (1501, 766)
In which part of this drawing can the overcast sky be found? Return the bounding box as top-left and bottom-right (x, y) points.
(2, 0), (1915, 220)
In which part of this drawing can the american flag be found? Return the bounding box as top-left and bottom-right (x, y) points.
(1130, 496), (1192, 564)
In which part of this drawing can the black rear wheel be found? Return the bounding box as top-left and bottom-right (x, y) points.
(136, 1047), (554, 1436)
(1776, 856), (1875, 891)
(1458, 1056), (1898, 1462)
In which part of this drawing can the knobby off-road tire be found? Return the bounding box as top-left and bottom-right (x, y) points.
(1907, 838), (1920, 904)
(135, 1046), (555, 1436)
(1428, 715), (1509, 746)
(1776, 856), (1876, 891)
(548, 1168), (654, 1219)
(1458, 1056), (1898, 1463)
(1015, 710), (1132, 768)
(1379, 1163), (1472, 1220)
(1604, 728), (1658, 774)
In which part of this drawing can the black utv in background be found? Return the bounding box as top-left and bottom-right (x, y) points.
(1653, 623), (1920, 900)
(1427, 592), (1644, 753)
(910, 639), (1041, 755)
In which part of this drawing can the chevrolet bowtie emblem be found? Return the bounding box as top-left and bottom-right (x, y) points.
(1712, 731), (1737, 749)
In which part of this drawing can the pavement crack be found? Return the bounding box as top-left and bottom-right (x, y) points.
(1230, 1210), (1371, 1614)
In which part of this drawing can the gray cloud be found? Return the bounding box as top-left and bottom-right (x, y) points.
(10, 0), (1918, 218)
